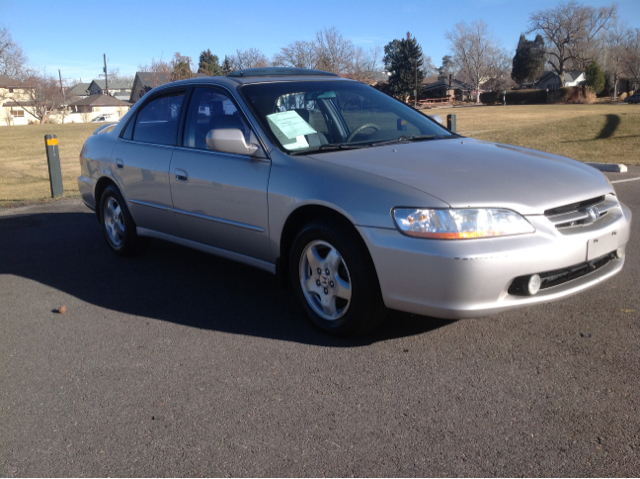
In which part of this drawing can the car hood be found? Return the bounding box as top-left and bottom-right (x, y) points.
(307, 139), (613, 215)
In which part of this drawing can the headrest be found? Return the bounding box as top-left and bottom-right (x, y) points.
(293, 109), (310, 123)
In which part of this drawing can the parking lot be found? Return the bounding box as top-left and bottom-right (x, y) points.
(1, 167), (639, 476)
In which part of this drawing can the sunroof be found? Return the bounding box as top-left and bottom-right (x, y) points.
(227, 67), (339, 78)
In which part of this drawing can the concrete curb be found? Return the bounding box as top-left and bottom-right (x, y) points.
(586, 163), (628, 173)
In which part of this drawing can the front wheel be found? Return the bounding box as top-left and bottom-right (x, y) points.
(289, 220), (387, 336)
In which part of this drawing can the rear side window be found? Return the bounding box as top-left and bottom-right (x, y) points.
(132, 91), (186, 145)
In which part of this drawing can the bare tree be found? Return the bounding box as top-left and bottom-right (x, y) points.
(12, 70), (64, 123)
(80, 111), (92, 123)
(0, 27), (27, 79)
(314, 27), (354, 75)
(137, 57), (173, 88)
(623, 28), (640, 91)
(227, 48), (269, 70)
(446, 20), (508, 103)
(528, 1), (617, 86)
(348, 45), (382, 83)
(421, 54), (437, 78)
(273, 40), (318, 69)
(603, 22), (630, 99)
(483, 49), (516, 92)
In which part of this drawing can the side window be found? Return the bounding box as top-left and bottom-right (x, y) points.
(183, 87), (254, 151)
(132, 91), (186, 145)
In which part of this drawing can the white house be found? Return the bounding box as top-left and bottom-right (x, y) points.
(68, 94), (131, 121)
(536, 70), (586, 90)
(0, 74), (33, 126)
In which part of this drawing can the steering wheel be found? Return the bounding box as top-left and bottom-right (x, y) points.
(346, 123), (380, 142)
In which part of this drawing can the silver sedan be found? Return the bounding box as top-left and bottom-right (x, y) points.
(78, 68), (632, 336)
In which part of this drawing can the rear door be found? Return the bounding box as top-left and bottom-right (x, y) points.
(169, 86), (272, 261)
(112, 90), (186, 236)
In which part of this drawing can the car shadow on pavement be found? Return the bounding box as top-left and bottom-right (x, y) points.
(0, 211), (452, 347)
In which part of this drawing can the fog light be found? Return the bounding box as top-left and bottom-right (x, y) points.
(616, 247), (625, 259)
(528, 274), (541, 295)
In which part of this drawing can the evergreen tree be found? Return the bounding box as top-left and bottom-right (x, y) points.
(383, 32), (424, 102)
(437, 55), (454, 80)
(222, 56), (233, 75)
(198, 49), (222, 76)
(585, 60), (605, 94)
(530, 34), (546, 81)
(511, 34), (545, 87)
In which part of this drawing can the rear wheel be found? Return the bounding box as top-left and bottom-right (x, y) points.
(289, 220), (387, 336)
(99, 185), (147, 256)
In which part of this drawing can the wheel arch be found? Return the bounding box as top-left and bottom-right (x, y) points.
(278, 204), (379, 288)
(93, 176), (119, 222)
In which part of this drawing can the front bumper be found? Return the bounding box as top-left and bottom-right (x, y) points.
(357, 202), (632, 319)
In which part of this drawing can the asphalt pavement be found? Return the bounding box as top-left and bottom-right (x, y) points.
(1, 167), (639, 477)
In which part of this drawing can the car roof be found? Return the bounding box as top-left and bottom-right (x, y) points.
(158, 68), (353, 90)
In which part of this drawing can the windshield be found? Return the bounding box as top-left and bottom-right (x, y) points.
(239, 80), (454, 154)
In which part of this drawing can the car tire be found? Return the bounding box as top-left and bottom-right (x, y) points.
(99, 185), (148, 256)
(289, 220), (387, 336)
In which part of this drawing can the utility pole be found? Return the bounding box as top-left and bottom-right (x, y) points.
(103, 54), (110, 96)
(58, 69), (65, 103)
(414, 59), (418, 108)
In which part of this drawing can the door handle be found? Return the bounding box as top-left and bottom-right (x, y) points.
(115, 158), (124, 169)
(174, 168), (189, 182)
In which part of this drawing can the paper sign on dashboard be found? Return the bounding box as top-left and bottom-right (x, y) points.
(267, 111), (317, 139)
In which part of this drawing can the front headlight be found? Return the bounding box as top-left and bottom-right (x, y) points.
(392, 208), (535, 239)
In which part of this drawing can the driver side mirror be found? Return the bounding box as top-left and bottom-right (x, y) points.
(206, 129), (267, 158)
(428, 115), (443, 125)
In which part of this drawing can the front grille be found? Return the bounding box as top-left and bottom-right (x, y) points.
(508, 252), (616, 295)
(544, 196), (604, 217)
(545, 195), (618, 231)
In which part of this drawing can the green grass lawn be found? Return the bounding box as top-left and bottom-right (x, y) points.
(0, 123), (96, 206)
(0, 104), (638, 205)
(451, 103), (640, 165)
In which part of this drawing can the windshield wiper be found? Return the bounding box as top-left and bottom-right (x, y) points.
(290, 143), (369, 155)
(367, 135), (438, 147)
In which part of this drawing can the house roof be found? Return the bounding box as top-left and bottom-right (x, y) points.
(70, 95), (131, 107)
(89, 79), (134, 90)
(537, 70), (585, 83)
(134, 71), (170, 88)
(68, 82), (91, 97)
(0, 74), (27, 88)
(421, 76), (439, 85)
(2, 100), (36, 107)
(422, 78), (474, 92)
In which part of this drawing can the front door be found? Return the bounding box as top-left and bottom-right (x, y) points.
(169, 87), (272, 261)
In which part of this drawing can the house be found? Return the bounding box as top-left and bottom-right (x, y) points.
(422, 76), (475, 101)
(87, 79), (133, 101)
(130, 72), (170, 103)
(0, 74), (33, 126)
(536, 70), (586, 90)
(67, 82), (91, 99)
(68, 94), (131, 120)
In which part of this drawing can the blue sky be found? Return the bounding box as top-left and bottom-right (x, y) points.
(3, 0), (639, 83)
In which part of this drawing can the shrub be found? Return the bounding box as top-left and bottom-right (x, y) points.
(479, 91), (500, 104)
(620, 92), (628, 101)
(480, 89), (547, 105)
(548, 87), (573, 103)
